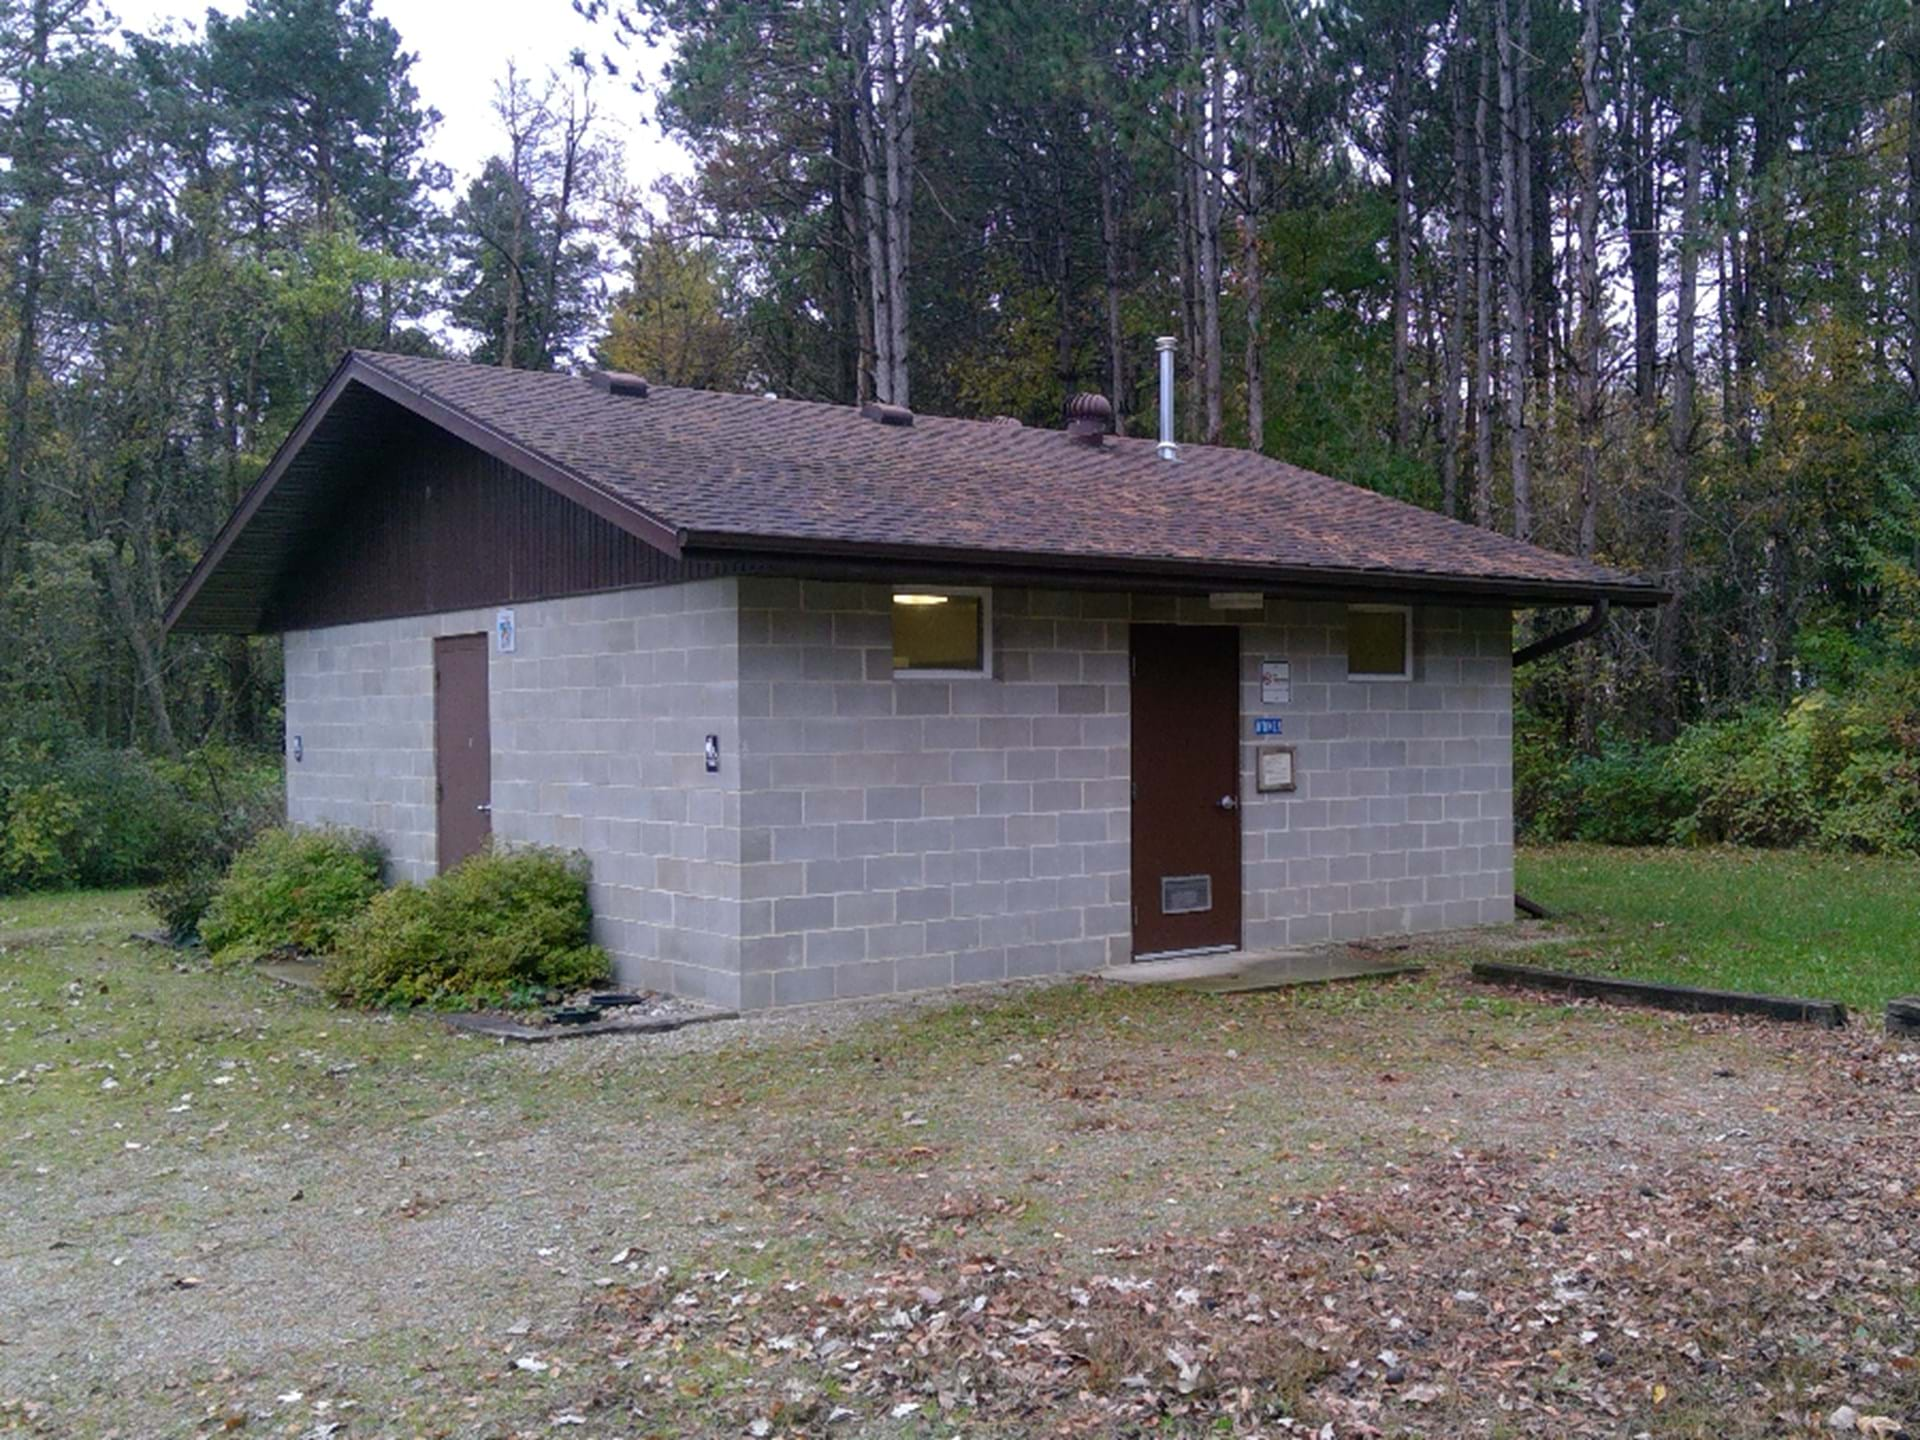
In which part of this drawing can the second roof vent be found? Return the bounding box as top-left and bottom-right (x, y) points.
(1064, 392), (1113, 447)
(588, 369), (650, 398)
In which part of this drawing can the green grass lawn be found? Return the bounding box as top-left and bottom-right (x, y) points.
(0, 884), (150, 937)
(1515, 844), (1920, 1011)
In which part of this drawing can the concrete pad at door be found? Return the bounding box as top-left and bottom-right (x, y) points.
(1102, 946), (1422, 994)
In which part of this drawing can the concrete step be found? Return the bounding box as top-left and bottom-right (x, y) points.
(1102, 945), (1422, 994)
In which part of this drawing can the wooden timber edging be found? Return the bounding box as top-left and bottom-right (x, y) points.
(1470, 961), (1848, 1028)
(1888, 997), (1920, 1036)
(444, 1007), (737, 1044)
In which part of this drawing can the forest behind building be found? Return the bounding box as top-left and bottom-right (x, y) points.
(4, 0), (1920, 894)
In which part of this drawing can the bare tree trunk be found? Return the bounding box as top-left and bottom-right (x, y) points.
(1241, 17), (1265, 453)
(851, 2), (919, 410)
(1208, 1), (1226, 445)
(502, 96), (527, 368)
(1523, 3), (1550, 397)
(537, 84), (593, 367)
(880, 0), (918, 408)
(1621, 6), (1659, 420)
(1656, 22), (1704, 739)
(1243, 224), (1264, 451)
(832, 92), (867, 405)
(1728, 219), (1743, 443)
(1496, 0), (1532, 541)
(1098, 139), (1128, 430)
(0, 0), (52, 589)
(86, 491), (177, 756)
(856, 52), (894, 405)
(1908, 3), (1920, 397)
(1187, 0), (1225, 445)
(1574, 0), (1602, 561)
(1390, 3), (1414, 453)
(1175, 95), (1199, 437)
(1443, 45), (1471, 518)
(1473, 28), (1497, 530)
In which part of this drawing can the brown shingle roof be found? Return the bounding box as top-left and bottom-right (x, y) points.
(168, 351), (1662, 632)
(355, 352), (1655, 599)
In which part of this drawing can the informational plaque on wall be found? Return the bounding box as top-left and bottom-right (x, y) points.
(1260, 658), (1291, 705)
(1256, 745), (1297, 793)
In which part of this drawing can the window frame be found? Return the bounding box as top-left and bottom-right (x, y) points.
(1346, 603), (1414, 682)
(890, 585), (994, 680)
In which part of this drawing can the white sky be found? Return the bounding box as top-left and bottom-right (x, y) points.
(108, 0), (693, 198)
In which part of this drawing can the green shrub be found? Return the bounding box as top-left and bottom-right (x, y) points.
(147, 863), (226, 947)
(1, 738), (191, 893)
(1513, 709), (1579, 842)
(53, 746), (184, 888)
(1564, 744), (1696, 845)
(0, 780), (84, 891)
(1667, 708), (1819, 847)
(144, 748), (286, 942)
(1817, 750), (1920, 853)
(1515, 715), (1694, 846)
(200, 826), (385, 962)
(324, 845), (610, 1009)
(0, 719), (283, 905)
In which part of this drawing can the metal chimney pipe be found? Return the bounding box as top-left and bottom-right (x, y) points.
(1155, 336), (1179, 462)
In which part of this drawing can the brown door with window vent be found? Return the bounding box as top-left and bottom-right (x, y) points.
(434, 633), (492, 872)
(1130, 624), (1241, 957)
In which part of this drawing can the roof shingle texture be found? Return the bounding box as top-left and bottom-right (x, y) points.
(356, 351), (1654, 597)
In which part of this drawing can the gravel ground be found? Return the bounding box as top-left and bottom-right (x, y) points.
(2, 918), (1901, 1439)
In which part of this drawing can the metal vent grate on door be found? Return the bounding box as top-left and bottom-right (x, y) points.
(1161, 874), (1213, 915)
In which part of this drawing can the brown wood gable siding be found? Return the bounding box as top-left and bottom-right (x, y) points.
(263, 412), (731, 632)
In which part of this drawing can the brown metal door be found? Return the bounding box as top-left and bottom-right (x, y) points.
(434, 633), (492, 872)
(1130, 624), (1241, 957)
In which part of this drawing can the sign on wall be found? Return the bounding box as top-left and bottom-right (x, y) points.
(1253, 716), (1284, 736)
(1208, 591), (1264, 611)
(495, 608), (517, 653)
(1260, 658), (1291, 704)
(1257, 745), (1297, 793)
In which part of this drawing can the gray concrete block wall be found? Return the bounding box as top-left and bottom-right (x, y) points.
(287, 575), (1512, 1013)
(734, 581), (1513, 1009)
(733, 579), (1134, 1010)
(1222, 598), (1514, 947)
(283, 578), (745, 1006)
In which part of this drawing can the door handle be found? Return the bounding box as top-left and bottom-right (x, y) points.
(476, 803), (493, 814)
(1216, 795), (1238, 811)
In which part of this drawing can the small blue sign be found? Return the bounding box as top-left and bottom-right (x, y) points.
(1253, 717), (1284, 736)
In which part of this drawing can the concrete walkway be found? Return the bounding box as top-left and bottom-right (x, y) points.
(1102, 945), (1422, 994)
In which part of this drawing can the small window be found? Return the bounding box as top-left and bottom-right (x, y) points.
(892, 587), (991, 677)
(1347, 604), (1412, 680)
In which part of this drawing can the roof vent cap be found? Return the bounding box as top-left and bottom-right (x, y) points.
(1064, 391), (1113, 446)
(861, 401), (915, 427)
(588, 369), (650, 398)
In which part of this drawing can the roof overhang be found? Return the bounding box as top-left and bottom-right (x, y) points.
(677, 529), (1670, 610)
(164, 353), (684, 634)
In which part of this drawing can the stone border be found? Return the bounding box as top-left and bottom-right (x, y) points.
(443, 1007), (738, 1044)
(1888, 997), (1920, 1037)
(1471, 961), (1848, 1028)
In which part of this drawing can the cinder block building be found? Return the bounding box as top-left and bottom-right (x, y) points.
(167, 351), (1660, 1009)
